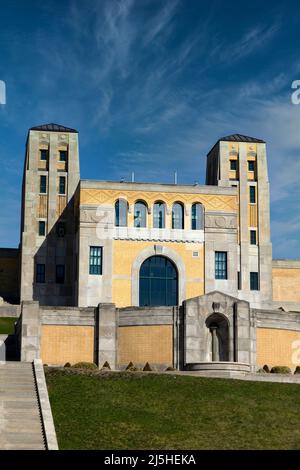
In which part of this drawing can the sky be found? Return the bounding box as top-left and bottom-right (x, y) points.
(0, 0), (300, 259)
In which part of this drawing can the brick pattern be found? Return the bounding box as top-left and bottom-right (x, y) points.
(256, 327), (300, 369)
(118, 325), (173, 366)
(272, 268), (300, 302)
(41, 325), (95, 365)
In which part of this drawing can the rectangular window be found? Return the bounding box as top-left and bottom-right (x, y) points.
(40, 149), (48, 161)
(248, 161), (255, 172)
(249, 186), (256, 203)
(38, 221), (46, 236)
(40, 175), (47, 194)
(230, 159), (237, 170)
(89, 246), (102, 275)
(250, 230), (257, 245)
(250, 272), (259, 290)
(59, 176), (66, 195)
(59, 150), (67, 162)
(56, 265), (65, 284)
(215, 251), (227, 280)
(237, 271), (241, 290)
(36, 264), (45, 283)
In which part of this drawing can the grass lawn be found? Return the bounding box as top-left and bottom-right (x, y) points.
(45, 367), (300, 450)
(0, 317), (16, 334)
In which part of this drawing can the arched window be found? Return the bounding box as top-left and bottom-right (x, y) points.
(191, 203), (203, 230)
(115, 199), (128, 227)
(172, 202), (184, 229)
(139, 256), (178, 306)
(134, 201), (147, 228)
(153, 202), (165, 228)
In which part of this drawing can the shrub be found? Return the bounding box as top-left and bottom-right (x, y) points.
(101, 361), (111, 370)
(270, 366), (291, 374)
(126, 362), (138, 371)
(72, 362), (98, 370)
(165, 366), (176, 371)
(143, 362), (152, 371)
(294, 366), (300, 374)
(64, 362), (71, 368)
(257, 368), (267, 374)
(263, 364), (270, 373)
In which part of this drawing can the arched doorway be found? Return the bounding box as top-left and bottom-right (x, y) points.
(139, 255), (178, 306)
(205, 313), (229, 361)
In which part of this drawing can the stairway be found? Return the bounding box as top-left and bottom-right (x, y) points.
(0, 362), (45, 450)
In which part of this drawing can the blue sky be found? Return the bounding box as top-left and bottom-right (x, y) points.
(0, 0), (300, 258)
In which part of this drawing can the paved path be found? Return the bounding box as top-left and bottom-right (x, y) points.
(0, 362), (45, 450)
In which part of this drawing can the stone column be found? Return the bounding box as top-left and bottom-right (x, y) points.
(20, 301), (41, 362)
(210, 326), (218, 361)
(97, 303), (118, 370)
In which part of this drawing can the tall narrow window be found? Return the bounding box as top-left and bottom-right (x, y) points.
(215, 252), (227, 280)
(89, 246), (102, 275)
(40, 175), (47, 194)
(36, 264), (45, 283)
(153, 202), (165, 229)
(172, 203), (184, 229)
(250, 230), (257, 245)
(56, 265), (65, 284)
(191, 203), (203, 230)
(38, 221), (46, 236)
(237, 271), (241, 290)
(115, 199), (128, 227)
(40, 149), (48, 161)
(134, 201), (147, 228)
(249, 186), (256, 203)
(248, 161), (255, 172)
(59, 150), (67, 162)
(250, 272), (259, 290)
(230, 160), (237, 170)
(59, 176), (66, 195)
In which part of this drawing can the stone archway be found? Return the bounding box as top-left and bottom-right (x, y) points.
(205, 313), (229, 361)
(131, 245), (186, 306)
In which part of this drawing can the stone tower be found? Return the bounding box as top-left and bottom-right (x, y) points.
(206, 134), (273, 308)
(20, 124), (80, 306)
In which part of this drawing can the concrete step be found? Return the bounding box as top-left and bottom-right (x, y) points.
(0, 361), (46, 450)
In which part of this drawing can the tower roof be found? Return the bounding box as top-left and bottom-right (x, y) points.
(29, 123), (78, 133)
(219, 134), (265, 143)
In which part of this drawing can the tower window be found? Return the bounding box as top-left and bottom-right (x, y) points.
(115, 199), (128, 227)
(40, 149), (48, 161)
(38, 221), (46, 236)
(215, 251), (227, 280)
(134, 201), (147, 228)
(172, 202), (184, 229)
(153, 202), (165, 229)
(56, 264), (65, 284)
(237, 271), (241, 290)
(249, 186), (256, 203)
(36, 264), (45, 283)
(250, 272), (259, 290)
(250, 230), (257, 245)
(40, 175), (47, 194)
(89, 246), (102, 275)
(59, 150), (67, 162)
(230, 160), (237, 170)
(248, 161), (255, 172)
(59, 176), (66, 195)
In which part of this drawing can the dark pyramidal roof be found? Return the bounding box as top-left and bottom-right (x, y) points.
(219, 134), (265, 143)
(30, 123), (77, 133)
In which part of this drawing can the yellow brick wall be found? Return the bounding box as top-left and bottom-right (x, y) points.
(0, 255), (19, 300)
(272, 268), (300, 302)
(41, 325), (95, 365)
(256, 328), (300, 369)
(113, 240), (204, 307)
(118, 325), (173, 366)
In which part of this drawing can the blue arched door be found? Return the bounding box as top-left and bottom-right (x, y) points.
(139, 256), (178, 306)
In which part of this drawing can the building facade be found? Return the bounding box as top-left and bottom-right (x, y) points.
(2, 123), (300, 372)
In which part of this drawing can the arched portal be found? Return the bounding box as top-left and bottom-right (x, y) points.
(139, 255), (178, 306)
(205, 313), (229, 361)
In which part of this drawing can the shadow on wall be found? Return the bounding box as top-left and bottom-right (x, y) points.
(32, 195), (78, 307)
(0, 248), (20, 304)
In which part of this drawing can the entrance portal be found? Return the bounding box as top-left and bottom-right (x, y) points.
(139, 255), (178, 306)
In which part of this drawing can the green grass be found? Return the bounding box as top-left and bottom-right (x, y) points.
(45, 368), (300, 450)
(0, 317), (16, 334)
